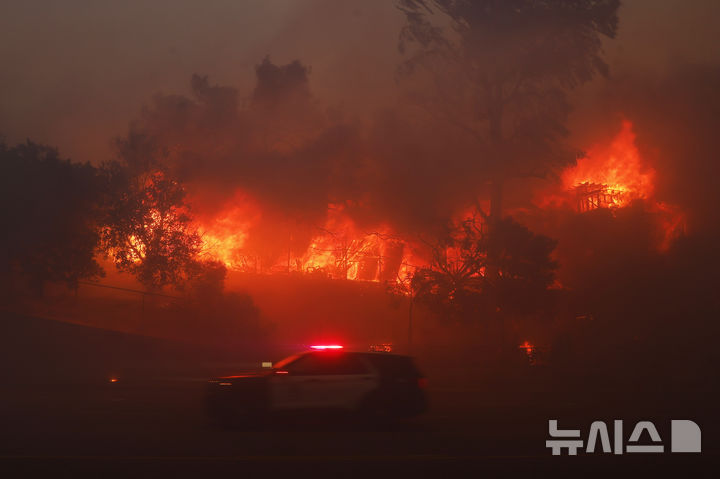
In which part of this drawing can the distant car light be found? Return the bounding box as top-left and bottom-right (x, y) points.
(109, 377), (118, 383)
(261, 361), (273, 368)
(310, 345), (343, 350)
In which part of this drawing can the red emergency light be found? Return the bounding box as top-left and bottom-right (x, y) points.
(310, 345), (344, 350)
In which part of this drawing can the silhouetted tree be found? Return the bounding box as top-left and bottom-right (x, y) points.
(0, 140), (104, 295)
(252, 57), (312, 111)
(250, 57), (326, 154)
(412, 212), (556, 321)
(397, 0), (619, 277)
(411, 216), (488, 322)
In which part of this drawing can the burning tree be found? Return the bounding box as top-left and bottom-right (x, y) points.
(102, 169), (203, 290)
(101, 134), (216, 291)
(396, 0), (620, 277)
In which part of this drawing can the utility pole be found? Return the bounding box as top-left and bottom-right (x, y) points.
(408, 292), (414, 353)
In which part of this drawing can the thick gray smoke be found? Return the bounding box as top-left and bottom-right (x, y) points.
(115, 56), (487, 261)
(3, 0), (720, 271)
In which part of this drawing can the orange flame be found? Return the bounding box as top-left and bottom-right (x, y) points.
(193, 191), (260, 269)
(195, 200), (419, 285)
(562, 120), (655, 208)
(554, 119), (684, 248)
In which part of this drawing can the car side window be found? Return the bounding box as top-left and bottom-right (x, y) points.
(332, 354), (370, 375)
(285, 353), (369, 376)
(283, 353), (325, 375)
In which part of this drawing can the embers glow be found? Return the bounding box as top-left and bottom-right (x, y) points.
(548, 119), (685, 248)
(196, 200), (419, 285)
(194, 190), (260, 269)
(563, 120), (655, 211)
(519, 341), (534, 355)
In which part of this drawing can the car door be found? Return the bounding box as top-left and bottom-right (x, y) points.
(269, 352), (377, 410)
(269, 352), (333, 410)
(320, 353), (378, 410)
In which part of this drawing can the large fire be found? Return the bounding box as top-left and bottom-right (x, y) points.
(195, 191), (260, 270)
(539, 119), (684, 248)
(192, 119), (683, 280)
(562, 120), (655, 211)
(196, 201), (418, 284)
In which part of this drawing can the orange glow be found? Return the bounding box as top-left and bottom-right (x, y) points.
(109, 377), (118, 383)
(294, 206), (411, 282)
(519, 341), (534, 354)
(519, 341), (543, 366)
(194, 190), (260, 269)
(546, 119), (685, 248)
(195, 200), (421, 285)
(112, 121), (686, 287)
(107, 189), (196, 265)
(563, 120), (655, 210)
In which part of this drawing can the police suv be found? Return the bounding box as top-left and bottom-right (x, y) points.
(206, 346), (427, 425)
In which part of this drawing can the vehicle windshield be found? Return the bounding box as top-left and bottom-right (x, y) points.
(273, 353), (303, 369)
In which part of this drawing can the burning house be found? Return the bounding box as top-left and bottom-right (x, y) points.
(574, 182), (627, 212)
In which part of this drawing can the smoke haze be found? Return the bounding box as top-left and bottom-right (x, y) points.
(2, 0), (720, 279)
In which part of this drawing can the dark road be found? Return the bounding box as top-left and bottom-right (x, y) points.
(0, 313), (715, 476)
(1, 376), (716, 477)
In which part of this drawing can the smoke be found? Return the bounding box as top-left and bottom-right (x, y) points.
(497, 58), (720, 296)
(4, 0), (720, 278)
(0, 0), (404, 166)
(114, 55), (720, 279)
(4, 1), (720, 374)
(606, 64), (720, 236)
(115, 54), (492, 264)
(562, 62), (720, 237)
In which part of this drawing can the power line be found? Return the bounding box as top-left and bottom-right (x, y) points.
(77, 281), (183, 300)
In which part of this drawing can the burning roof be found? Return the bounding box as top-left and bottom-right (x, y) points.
(562, 120), (655, 209)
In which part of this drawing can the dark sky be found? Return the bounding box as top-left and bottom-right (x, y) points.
(1, 0), (718, 164)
